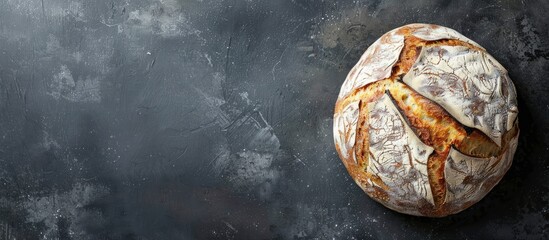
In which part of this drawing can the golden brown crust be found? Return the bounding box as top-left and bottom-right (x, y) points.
(388, 82), (464, 209)
(334, 24), (519, 217)
(354, 100), (369, 170)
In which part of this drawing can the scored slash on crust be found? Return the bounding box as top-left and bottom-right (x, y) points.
(333, 24), (519, 217)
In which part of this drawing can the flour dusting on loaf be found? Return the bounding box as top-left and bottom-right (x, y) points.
(333, 23), (519, 217)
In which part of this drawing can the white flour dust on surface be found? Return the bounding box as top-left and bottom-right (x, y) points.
(4, 0), (85, 21)
(49, 65), (101, 103)
(194, 71), (290, 200)
(123, 0), (201, 38)
(22, 183), (109, 239)
(281, 203), (379, 239)
(210, 106), (287, 200)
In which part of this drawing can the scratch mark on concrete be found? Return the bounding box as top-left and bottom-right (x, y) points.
(293, 155), (307, 166)
(41, 0), (45, 18)
(272, 44), (290, 81)
(225, 36), (233, 77)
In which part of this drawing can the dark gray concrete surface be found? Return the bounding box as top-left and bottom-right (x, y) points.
(0, 0), (547, 239)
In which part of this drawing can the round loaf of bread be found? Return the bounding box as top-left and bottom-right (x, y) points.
(333, 24), (519, 217)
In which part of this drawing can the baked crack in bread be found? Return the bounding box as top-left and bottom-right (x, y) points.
(333, 23), (519, 217)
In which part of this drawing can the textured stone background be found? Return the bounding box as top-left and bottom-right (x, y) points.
(0, 0), (547, 239)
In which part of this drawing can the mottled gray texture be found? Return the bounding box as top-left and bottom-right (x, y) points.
(0, 0), (547, 239)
